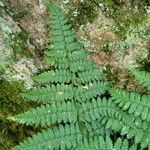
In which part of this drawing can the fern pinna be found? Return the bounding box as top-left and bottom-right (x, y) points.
(110, 69), (150, 150)
(8, 1), (150, 150)
(129, 68), (150, 90)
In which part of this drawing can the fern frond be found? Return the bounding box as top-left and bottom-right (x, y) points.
(79, 98), (150, 148)
(75, 136), (138, 150)
(69, 50), (89, 62)
(110, 88), (150, 121)
(8, 101), (77, 126)
(45, 2), (80, 67)
(76, 69), (105, 84)
(84, 120), (110, 138)
(9, 1), (109, 149)
(21, 84), (74, 103)
(129, 68), (150, 89)
(33, 70), (71, 84)
(12, 123), (82, 150)
(45, 44), (83, 60)
(79, 98), (123, 128)
(75, 81), (108, 102)
(140, 127), (150, 149)
(70, 60), (94, 73)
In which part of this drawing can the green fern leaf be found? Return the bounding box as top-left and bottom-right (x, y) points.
(12, 123), (82, 150)
(8, 1), (111, 149)
(129, 68), (150, 89)
(8, 101), (77, 126)
(21, 84), (74, 103)
(110, 88), (150, 121)
(34, 70), (71, 84)
(75, 81), (108, 102)
(75, 136), (137, 150)
(76, 69), (105, 83)
(80, 97), (150, 148)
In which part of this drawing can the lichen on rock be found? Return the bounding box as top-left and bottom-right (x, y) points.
(0, 4), (42, 89)
(0, 9), (21, 68)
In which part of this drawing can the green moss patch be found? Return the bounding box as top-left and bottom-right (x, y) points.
(67, 0), (99, 29)
(11, 28), (32, 60)
(0, 80), (38, 150)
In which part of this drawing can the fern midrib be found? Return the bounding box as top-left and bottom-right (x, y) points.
(53, 13), (82, 126)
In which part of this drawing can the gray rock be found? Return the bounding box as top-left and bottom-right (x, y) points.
(0, 7), (42, 89)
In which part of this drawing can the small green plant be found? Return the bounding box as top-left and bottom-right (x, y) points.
(8, 1), (107, 149)
(8, 1), (150, 150)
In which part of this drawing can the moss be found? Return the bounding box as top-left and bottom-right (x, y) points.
(101, 0), (149, 10)
(66, 0), (147, 36)
(11, 28), (32, 60)
(67, 0), (99, 29)
(96, 0), (147, 39)
(114, 11), (145, 39)
(0, 0), (29, 22)
(138, 58), (150, 72)
(137, 43), (150, 72)
(0, 80), (38, 150)
(1, 1), (31, 60)
(12, 5), (29, 21)
(5, 1), (29, 21)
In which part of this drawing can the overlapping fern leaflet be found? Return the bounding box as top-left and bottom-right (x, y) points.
(8, 101), (77, 126)
(110, 88), (150, 121)
(109, 69), (150, 149)
(80, 97), (150, 147)
(12, 123), (82, 150)
(75, 136), (137, 150)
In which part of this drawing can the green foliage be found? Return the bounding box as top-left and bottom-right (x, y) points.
(9, 101), (77, 126)
(8, 1), (107, 149)
(21, 84), (74, 103)
(109, 69), (150, 149)
(75, 136), (138, 150)
(11, 123), (82, 150)
(8, 1), (150, 150)
(110, 88), (150, 121)
(0, 80), (38, 150)
(129, 68), (150, 90)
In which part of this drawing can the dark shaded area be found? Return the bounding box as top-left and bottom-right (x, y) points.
(0, 80), (40, 150)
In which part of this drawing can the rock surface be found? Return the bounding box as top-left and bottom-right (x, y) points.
(0, 3), (42, 89)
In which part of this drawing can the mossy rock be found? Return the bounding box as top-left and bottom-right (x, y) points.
(66, 0), (99, 29)
(0, 3), (32, 65)
(0, 80), (39, 150)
